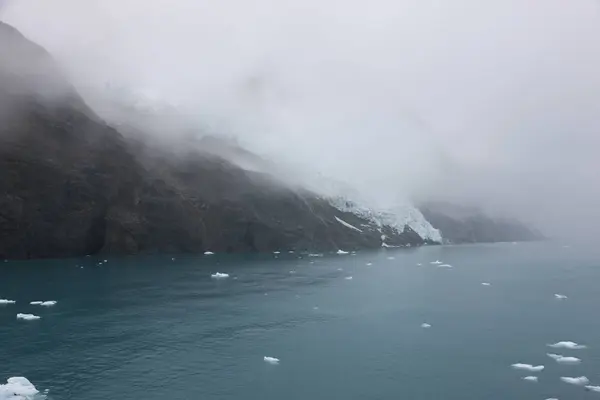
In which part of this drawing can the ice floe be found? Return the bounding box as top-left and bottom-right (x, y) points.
(204, 251), (214, 255)
(548, 341), (586, 350)
(585, 386), (600, 392)
(0, 377), (41, 399)
(547, 354), (581, 364)
(0, 299), (16, 304)
(345, 276), (353, 280)
(337, 250), (349, 255)
(335, 216), (363, 232)
(554, 294), (568, 300)
(387, 256), (395, 260)
(437, 264), (453, 268)
(430, 260), (443, 265)
(421, 323), (431, 328)
(561, 376), (589, 386)
(273, 251), (280, 254)
(511, 363), (544, 372)
(481, 282), (491, 286)
(416, 263), (422, 266)
(30, 301), (56, 307)
(211, 273), (229, 279)
(366, 263), (372, 266)
(523, 376), (538, 382)
(29, 301), (43, 305)
(16, 313), (40, 321)
(264, 356), (280, 364)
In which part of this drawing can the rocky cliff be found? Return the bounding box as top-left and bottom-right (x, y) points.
(0, 22), (432, 260)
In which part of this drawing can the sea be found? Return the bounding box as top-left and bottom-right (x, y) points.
(1, 241), (600, 400)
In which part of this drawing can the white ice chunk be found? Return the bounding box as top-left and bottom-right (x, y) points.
(481, 282), (491, 286)
(273, 251), (280, 254)
(555, 294), (568, 299)
(585, 386), (600, 392)
(0, 299), (16, 304)
(40, 301), (56, 307)
(264, 356), (279, 364)
(561, 376), (589, 386)
(345, 276), (353, 280)
(16, 313), (40, 321)
(29, 301), (43, 305)
(337, 250), (349, 255)
(523, 376), (538, 382)
(547, 353), (581, 364)
(0, 377), (40, 399)
(548, 341), (587, 350)
(204, 251), (215, 255)
(511, 363), (544, 372)
(387, 256), (395, 260)
(438, 264), (453, 268)
(366, 263), (372, 266)
(211, 272), (229, 279)
(335, 216), (363, 232)
(430, 260), (443, 265)
(421, 323), (431, 328)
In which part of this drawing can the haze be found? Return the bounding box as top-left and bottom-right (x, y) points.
(2, 0), (600, 237)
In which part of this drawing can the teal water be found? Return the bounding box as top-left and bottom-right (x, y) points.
(1, 242), (600, 399)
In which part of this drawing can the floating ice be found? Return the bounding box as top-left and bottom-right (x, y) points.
(335, 216), (363, 232)
(555, 294), (568, 300)
(366, 263), (372, 266)
(40, 301), (56, 307)
(337, 250), (349, 255)
(387, 256), (395, 260)
(547, 353), (581, 364)
(430, 260), (443, 265)
(511, 363), (544, 372)
(561, 376), (589, 386)
(337, 268), (343, 271)
(313, 306), (319, 310)
(273, 251), (280, 254)
(0, 377), (40, 399)
(288, 251), (294, 254)
(289, 270), (296, 274)
(548, 341), (586, 350)
(16, 313), (40, 321)
(0, 299), (16, 304)
(308, 254), (323, 257)
(421, 323), (431, 328)
(204, 251), (215, 255)
(586, 386), (600, 392)
(264, 356), (279, 364)
(438, 264), (453, 268)
(29, 301), (43, 305)
(345, 276), (353, 280)
(416, 263), (422, 266)
(211, 273), (229, 279)
(523, 376), (538, 382)
(481, 282), (491, 286)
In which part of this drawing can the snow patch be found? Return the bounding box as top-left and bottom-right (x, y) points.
(335, 216), (363, 232)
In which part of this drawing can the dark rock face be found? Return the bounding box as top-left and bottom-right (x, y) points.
(419, 202), (542, 244)
(0, 22), (427, 260)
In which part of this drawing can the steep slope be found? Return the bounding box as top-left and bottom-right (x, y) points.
(0, 22), (431, 260)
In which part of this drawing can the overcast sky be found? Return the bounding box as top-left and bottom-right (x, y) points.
(3, 0), (600, 237)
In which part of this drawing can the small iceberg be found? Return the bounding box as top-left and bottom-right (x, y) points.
(438, 264), (453, 268)
(430, 260), (443, 265)
(523, 376), (538, 382)
(547, 353), (581, 364)
(511, 363), (544, 372)
(337, 250), (349, 255)
(0, 299), (16, 304)
(204, 251), (215, 255)
(308, 253), (323, 257)
(481, 282), (491, 286)
(273, 251), (280, 254)
(554, 294), (568, 300)
(211, 272), (229, 279)
(29, 301), (43, 305)
(16, 313), (40, 321)
(561, 376), (589, 386)
(366, 262), (372, 266)
(586, 386), (600, 392)
(345, 276), (353, 280)
(421, 323), (431, 328)
(264, 356), (280, 365)
(548, 341), (586, 350)
(31, 300), (57, 306)
(0, 377), (40, 399)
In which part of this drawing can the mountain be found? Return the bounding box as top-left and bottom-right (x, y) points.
(419, 202), (543, 244)
(0, 21), (435, 260)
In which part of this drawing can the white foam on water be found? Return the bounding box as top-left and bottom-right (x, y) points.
(210, 272), (229, 279)
(523, 376), (538, 382)
(555, 294), (568, 299)
(0, 299), (16, 304)
(16, 314), (40, 321)
(264, 356), (279, 364)
(511, 363), (544, 372)
(549, 341), (587, 350)
(387, 256), (395, 260)
(481, 282), (491, 286)
(585, 386), (600, 392)
(335, 216), (363, 232)
(204, 251), (215, 255)
(337, 250), (349, 255)
(421, 323), (431, 328)
(345, 276), (353, 280)
(416, 263), (422, 266)
(547, 354), (581, 364)
(561, 376), (589, 386)
(0, 377), (42, 400)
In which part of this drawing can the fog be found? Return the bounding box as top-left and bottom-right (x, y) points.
(3, 0), (600, 237)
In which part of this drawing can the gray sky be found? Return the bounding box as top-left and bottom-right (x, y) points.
(3, 0), (600, 237)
